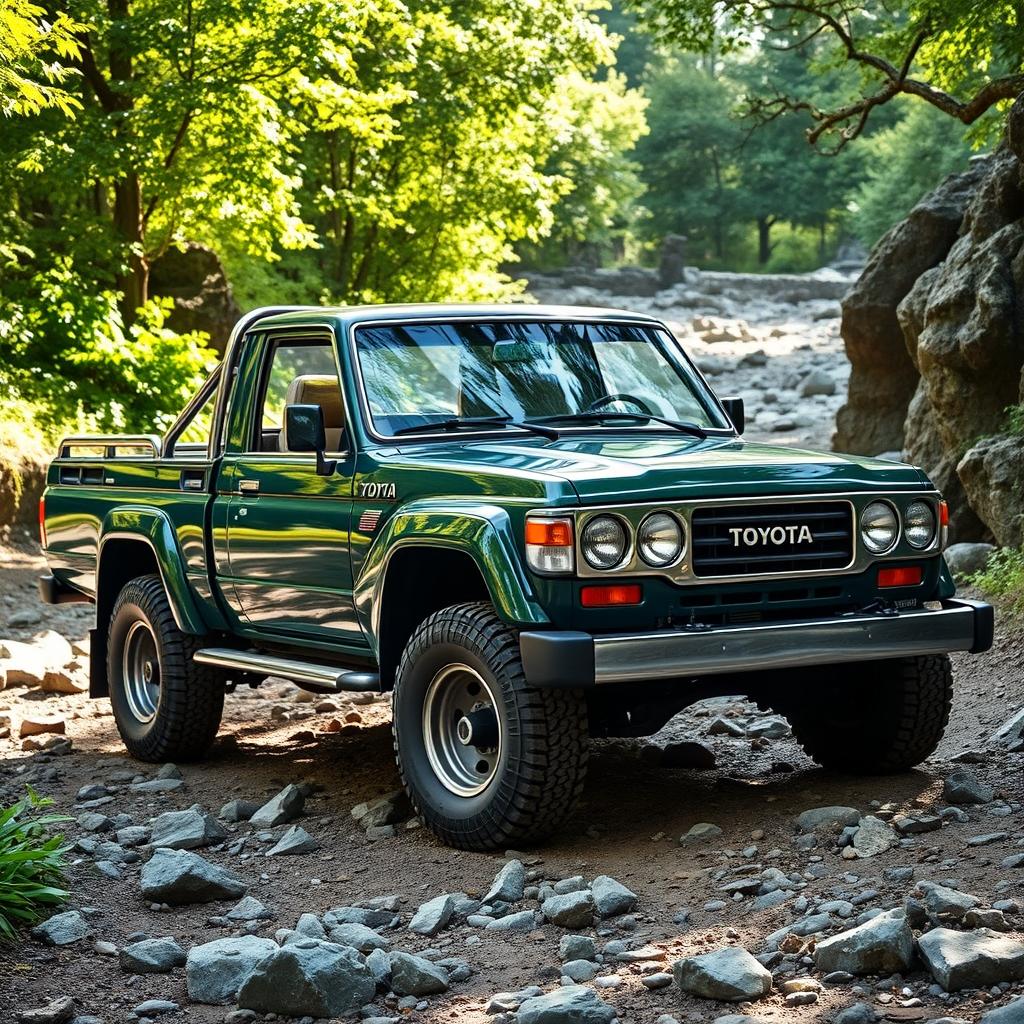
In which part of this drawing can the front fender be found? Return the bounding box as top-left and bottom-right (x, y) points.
(99, 507), (208, 635)
(353, 500), (549, 654)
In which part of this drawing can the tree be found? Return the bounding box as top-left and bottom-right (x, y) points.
(629, 0), (1024, 151)
(1, 0), (82, 116)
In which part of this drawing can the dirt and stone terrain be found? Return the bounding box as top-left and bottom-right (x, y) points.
(1, 518), (1023, 1024)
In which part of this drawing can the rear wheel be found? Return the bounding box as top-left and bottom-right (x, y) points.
(392, 602), (589, 850)
(775, 655), (952, 773)
(107, 575), (224, 762)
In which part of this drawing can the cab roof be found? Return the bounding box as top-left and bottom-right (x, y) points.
(249, 302), (663, 333)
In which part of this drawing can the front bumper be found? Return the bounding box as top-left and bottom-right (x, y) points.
(519, 598), (994, 688)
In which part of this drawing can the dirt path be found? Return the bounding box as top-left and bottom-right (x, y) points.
(1, 536), (1022, 1024)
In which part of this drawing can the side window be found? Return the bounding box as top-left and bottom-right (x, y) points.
(253, 337), (345, 453)
(167, 374), (218, 457)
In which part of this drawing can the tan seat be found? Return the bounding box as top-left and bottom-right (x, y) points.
(279, 374), (346, 452)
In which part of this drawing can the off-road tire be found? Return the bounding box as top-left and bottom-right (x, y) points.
(392, 602), (589, 850)
(107, 574), (224, 762)
(779, 654), (952, 774)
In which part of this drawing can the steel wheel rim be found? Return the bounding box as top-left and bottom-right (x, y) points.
(422, 663), (504, 797)
(123, 620), (160, 724)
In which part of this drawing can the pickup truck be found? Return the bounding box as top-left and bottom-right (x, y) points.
(39, 304), (994, 850)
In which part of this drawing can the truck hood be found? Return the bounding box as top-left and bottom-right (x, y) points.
(389, 435), (930, 504)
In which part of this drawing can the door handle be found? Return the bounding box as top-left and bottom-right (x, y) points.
(238, 479), (260, 495)
(180, 469), (207, 491)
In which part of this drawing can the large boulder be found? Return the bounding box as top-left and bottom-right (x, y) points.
(957, 434), (1024, 547)
(236, 939), (376, 1017)
(516, 985), (616, 1024)
(917, 927), (1024, 991)
(834, 160), (987, 456)
(186, 935), (278, 1004)
(140, 848), (247, 904)
(814, 910), (915, 975)
(673, 946), (772, 1001)
(149, 242), (241, 354)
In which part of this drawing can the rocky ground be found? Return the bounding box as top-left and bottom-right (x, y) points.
(1, 529), (1023, 1024)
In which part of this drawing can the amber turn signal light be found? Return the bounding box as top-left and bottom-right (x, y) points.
(878, 566), (923, 588)
(580, 583), (643, 607)
(525, 515), (574, 574)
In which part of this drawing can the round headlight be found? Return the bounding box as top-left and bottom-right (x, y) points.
(581, 515), (628, 570)
(638, 512), (684, 567)
(861, 501), (899, 554)
(904, 501), (936, 549)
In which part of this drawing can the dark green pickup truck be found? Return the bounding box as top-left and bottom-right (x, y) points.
(39, 304), (993, 850)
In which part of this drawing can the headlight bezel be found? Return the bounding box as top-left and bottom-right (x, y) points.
(580, 513), (631, 571)
(860, 499), (900, 555)
(903, 500), (937, 550)
(637, 511), (686, 568)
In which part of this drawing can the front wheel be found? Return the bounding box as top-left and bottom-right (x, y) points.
(107, 575), (225, 762)
(392, 602), (589, 850)
(775, 654), (953, 774)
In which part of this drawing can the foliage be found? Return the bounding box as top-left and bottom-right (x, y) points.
(968, 547), (1024, 614)
(851, 101), (974, 247)
(1006, 404), (1024, 435)
(629, 0), (1024, 151)
(0, 0), (82, 117)
(1, 260), (215, 433)
(0, 789), (70, 942)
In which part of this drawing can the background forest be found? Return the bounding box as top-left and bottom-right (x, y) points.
(0, 0), (1007, 441)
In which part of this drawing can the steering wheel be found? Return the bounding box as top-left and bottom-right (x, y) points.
(584, 392), (655, 416)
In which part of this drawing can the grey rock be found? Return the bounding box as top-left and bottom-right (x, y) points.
(680, 822), (723, 846)
(943, 769), (995, 805)
(156, 763), (183, 780)
(965, 908), (1011, 931)
(15, 996), (75, 1024)
(387, 951), (449, 996)
(119, 936), (186, 973)
(130, 778), (183, 793)
(674, 946), (772, 1002)
(484, 859), (526, 903)
(553, 875), (587, 895)
(925, 884), (981, 922)
(660, 740), (717, 769)
(140, 848), (247, 904)
(992, 708), (1024, 753)
(590, 876), (637, 918)
(267, 825), (317, 856)
(560, 935), (597, 962)
(186, 935), (278, 1004)
(328, 922), (389, 952)
(219, 800), (260, 823)
(516, 985), (615, 1024)
(944, 542), (996, 579)
(31, 910), (90, 946)
(562, 959), (597, 982)
(486, 909), (536, 931)
(542, 890), (595, 929)
(249, 784), (305, 827)
(834, 1004), (878, 1024)
(237, 938), (376, 1017)
(409, 894), (455, 936)
(295, 913), (326, 938)
(150, 804), (228, 850)
(981, 997), (1024, 1023)
(893, 814), (942, 835)
(76, 785), (109, 802)
(225, 896), (273, 922)
(323, 906), (397, 930)
(852, 816), (898, 858)
(795, 806), (860, 832)
(130, 1000), (178, 1016)
(115, 825), (150, 848)
(351, 790), (410, 829)
(814, 910), (914, 975)
(798, 369), (836, 397)
(917, 927), (1024, 991)
(77, 812), (112, 833)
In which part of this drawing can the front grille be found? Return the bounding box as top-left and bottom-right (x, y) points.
(691, 501), (853, 578)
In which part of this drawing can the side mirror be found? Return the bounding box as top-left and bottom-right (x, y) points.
(285, 404), (337, 476)
(721, 397), (745, 435)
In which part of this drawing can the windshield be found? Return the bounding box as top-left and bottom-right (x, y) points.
(353, 320), (729, 437)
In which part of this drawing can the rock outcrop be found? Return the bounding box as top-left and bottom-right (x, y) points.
(835, 143), (1024, 544)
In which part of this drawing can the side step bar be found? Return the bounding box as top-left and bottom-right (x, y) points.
(193, 648), (379, 693)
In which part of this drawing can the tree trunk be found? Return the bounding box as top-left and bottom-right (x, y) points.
(757, 216), (774, 265)
(114, 173), (147, 323)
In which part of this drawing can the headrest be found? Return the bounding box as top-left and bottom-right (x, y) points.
(284, 375), (344, 427)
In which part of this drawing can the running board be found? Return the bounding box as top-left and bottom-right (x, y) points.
(193, 648), (379, 693)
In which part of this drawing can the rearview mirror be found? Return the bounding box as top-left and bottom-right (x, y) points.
(285, 404), (337, 476)
(721, 397), (745, 434)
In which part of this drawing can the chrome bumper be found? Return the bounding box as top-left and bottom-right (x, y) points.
(519, 599), (993, 688)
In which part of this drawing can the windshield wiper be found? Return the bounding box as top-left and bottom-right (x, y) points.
(530, 412), (708, 440)
(392, 415), (560, 440)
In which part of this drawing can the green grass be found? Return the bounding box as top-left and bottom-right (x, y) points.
(968, 546), (1024, 613)
(0, 789), (71, 941)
